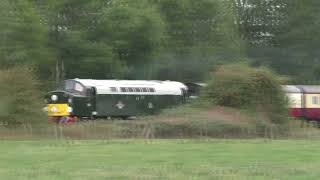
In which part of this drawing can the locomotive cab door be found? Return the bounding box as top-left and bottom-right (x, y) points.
(87, 87), (97, 118)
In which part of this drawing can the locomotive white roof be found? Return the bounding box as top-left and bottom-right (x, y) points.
(72, 79), (187, 95)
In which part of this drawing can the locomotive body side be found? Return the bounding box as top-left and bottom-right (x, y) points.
(77, 79), (187, 118)
(44, 79), (188, 123)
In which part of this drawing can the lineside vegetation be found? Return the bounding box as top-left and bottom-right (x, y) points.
(0, 66), (45, 127)
(203, 63), (290, 125)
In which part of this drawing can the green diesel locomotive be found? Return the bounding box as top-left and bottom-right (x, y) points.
(44, 79), (188, 123)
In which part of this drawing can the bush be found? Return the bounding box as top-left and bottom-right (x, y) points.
(203, 63), (289, 125)
(0, 66), (46, 127)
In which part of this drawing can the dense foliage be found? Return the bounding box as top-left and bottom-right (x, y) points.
(233, 0), (320, 83)
(204, 64), (289, 124)
(1, 0), (319, 83)
(0, 0), (319, 125)
(0, 66), (45, 126)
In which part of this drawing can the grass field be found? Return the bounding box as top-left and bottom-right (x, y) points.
(0, 139), (319, 179)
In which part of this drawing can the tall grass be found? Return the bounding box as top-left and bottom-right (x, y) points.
(0, 112), (319, 140)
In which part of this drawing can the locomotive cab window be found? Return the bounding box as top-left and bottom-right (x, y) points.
(75, 83), (84, 92)
(65, 81), (85, 95)
(65, 81), (74, 91)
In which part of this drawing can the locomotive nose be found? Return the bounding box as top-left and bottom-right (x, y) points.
(45, 91), (70, 104)
(44, 91), (72, 117)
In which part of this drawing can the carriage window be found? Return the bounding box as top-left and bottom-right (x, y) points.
(136, 88), (142, 92)
(142, 88), (148, 92)
(312, 96), (319, 105)
(110, 87), (117, 92)
(150, 88), (155, 92)
(120, 87), (126, 92)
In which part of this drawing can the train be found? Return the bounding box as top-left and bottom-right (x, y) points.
(44, 79), (320, 124)
(283, 85), (320, 121)
(44, 79), (188, 123)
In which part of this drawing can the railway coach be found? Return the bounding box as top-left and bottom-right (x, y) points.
(44, 79), (188, 123)
(283, 85), (320, 121)
(282, 85), (303, 118)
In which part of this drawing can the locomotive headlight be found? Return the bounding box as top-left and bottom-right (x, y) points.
(68, 98), (72, 104)
(51, 95), (58, 102)
(51, 106), (58, 113)
(67, 107), (73, 113)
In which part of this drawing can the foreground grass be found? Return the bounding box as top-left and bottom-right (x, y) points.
(0, 139), (319, 179)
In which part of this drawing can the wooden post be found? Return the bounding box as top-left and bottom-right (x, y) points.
(55, 60), (60, 85)
(61, 60), (65, 81)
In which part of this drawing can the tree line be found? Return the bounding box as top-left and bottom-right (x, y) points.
(1, 0), (320, 86)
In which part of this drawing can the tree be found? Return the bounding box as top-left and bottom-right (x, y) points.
(0, 66), (46, 126)
(232, 0), (320, 83)
(43, 0), (122, 82)
(232, 0), (287, 47)
(275, 0), (320, 82)
(87, 0), (165, 79)
(32, 0), (164, 81)
(0, 0), (54, 79)
(151, 0), (244, 82)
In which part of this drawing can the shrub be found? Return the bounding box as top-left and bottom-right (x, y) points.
(0, 66), (46, 127)
(203, 63), (289, 125)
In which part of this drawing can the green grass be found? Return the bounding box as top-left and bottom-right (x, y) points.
(0, 139), (319, 179)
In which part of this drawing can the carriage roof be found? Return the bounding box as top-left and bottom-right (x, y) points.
(296, 85), (320, 94)
(282, 85), (320, 94)
(282, 85), (302, 93)
(69, 79), (187, 95)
